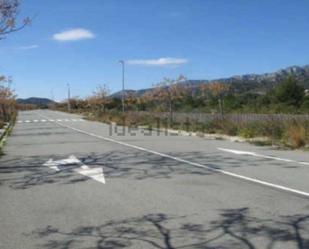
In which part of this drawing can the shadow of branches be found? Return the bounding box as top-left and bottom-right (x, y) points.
(0, 147), (304, 190)
(31, 208), (309, 249)
(0, 150), (217, 189)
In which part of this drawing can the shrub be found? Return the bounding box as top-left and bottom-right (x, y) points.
(238, 127), (255, 138)
(283, 125), (306, 148)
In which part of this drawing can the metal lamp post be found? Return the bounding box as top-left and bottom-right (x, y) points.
(118, 60), (125, 114)
(67, 83), (71, 112)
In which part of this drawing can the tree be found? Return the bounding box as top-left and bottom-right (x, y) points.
(207, 82), (230, 117)
(0, 0), (30, 39)
(88, 85), (110, 113)
(151, 75), (187, 123)
(0, 77), (16, 122)
(274, 77), (304, 107)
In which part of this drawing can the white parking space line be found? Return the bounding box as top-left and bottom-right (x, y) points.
(218, 148), (308, 166)
(36, 112), (309, 198)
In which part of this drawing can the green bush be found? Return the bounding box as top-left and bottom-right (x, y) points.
(238, 127), (256, 138)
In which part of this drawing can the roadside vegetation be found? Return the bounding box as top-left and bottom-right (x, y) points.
(54, 76), (309, 149)
(0, 77), (17, 125)
(0, 0), (29, 152)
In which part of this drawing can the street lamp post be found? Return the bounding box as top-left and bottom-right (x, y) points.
(67, 83), (71, 112)
(119, 60), (125, 114)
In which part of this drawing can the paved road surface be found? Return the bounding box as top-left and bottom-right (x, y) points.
(0, 110), (308, 249)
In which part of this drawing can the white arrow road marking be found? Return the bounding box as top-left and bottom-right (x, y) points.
(43, 155), (105, 184)
(75, 165), (105, 184)
(43, 158), (61, 171)
(218, 148), (308, 165)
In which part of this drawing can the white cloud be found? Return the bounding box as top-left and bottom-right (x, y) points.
(127, 57), (188, 66)
(52, 28), (95, 42)
(17, 44), (39, 50)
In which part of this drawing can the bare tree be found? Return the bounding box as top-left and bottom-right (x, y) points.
(88, 84), (110, 113)
(207, 82), (230, 118)
(152, 75), (187, 123)
(0, 76), (16, 122)
(0, 0), (30, 39)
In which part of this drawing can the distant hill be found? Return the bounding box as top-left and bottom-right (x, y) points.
(17, 97), (55, 105)
(111, 65), (309, 97)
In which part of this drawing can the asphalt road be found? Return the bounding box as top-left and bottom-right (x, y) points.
(0, 110), (308, 249)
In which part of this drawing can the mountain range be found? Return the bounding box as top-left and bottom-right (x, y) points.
(112, 64), (309, 97)
(17, 97), (55, 105)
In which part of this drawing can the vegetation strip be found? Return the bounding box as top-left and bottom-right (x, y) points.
(0, 122), (14, 154)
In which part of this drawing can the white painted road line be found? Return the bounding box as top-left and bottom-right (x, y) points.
(17, 119), (85, 123)
(36, 112), (309, 198)
(218, 148), (309, 165)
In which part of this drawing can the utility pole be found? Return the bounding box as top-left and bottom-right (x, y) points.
(67, 83), (71, 112)
(119, 60), (125, 114)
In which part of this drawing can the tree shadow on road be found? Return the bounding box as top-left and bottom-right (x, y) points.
(0, 147), (304, 190)
(30, 208), (309, 249)
(0, 156), (89, 189)
(0, 150), (214, 189)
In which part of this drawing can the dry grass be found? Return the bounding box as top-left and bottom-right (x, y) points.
(284, 125), (307, 149)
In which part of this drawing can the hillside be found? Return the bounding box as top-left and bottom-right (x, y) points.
(17, 97), (55, 105)
(112, 65), (309, 97)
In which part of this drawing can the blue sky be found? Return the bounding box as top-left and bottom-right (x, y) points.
(1, 0), (309, 100)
